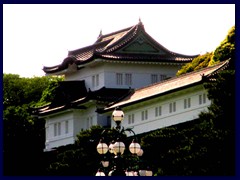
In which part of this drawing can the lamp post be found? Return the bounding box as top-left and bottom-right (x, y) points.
(95, 108), (153, 176)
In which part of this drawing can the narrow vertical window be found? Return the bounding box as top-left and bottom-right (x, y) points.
(128, 115), (131, 124)
(199, 95), (202, 105)
(90, 117), (93, 127)
(169, 103), (172, 113)
(92, 76), (95, 87)
(54, 123), (57, 136)
(188, 98), (191, 108)
(57, 122), (61, 136)
(131, 114), (134, 124)
(116, 73), (123, 85)
(65, 121), (69, 134)
(170, 102), (176, 113)
(160, 74), (167, 81)
(151, 74), (158, 84)
(141, 111), (144, 121)
(125, 73), (132, 85)
(184, 99), (187, 109)
(173, 102), (176, 112)
(145, 110), (148, 120)
(96, 74), (99, 86)
(203, 93), (206, 104)
(159, 106), (162, 116)
(155, 107), (158, 117)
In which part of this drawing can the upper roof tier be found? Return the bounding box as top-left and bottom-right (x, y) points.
(43, 21), (199, 74)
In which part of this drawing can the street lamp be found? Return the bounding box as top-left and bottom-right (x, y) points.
(95, 108), (153, 176)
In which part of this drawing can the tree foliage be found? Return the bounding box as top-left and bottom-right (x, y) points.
(177, 25), (235, 76)
(3, 74), (63, 175)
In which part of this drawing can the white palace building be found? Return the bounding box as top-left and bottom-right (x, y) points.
(33, 20), (229, 152)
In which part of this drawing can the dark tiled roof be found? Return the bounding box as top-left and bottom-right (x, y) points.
(43, 21), (198, 74)
(33, 86), (132, 116)
(102, 60), (229, 112)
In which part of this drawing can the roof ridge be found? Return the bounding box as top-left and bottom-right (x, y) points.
(99, 25), (133, 39)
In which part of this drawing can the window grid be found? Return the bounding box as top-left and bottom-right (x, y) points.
(116, 73), (123, 85)
(125, 73), (132, 85)
(169, 102), (176, 113)
(57, 122), (61, 136)
(141, 110), (148, 121)
(155, 106), (162, 117)
(65, 121), (69, 134)
(151, 74), (158, 84)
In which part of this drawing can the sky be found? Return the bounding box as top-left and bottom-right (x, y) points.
(3, 4), (235, 78)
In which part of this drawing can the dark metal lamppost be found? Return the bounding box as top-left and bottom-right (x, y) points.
(95, 108), (153, 176)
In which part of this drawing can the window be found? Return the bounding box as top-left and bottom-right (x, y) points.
(203, 93), (206, 104)
(128, 114), (135, 124)
(58, 122), (61, 136)
(92, 74), (99, 88)
(199, 93), (207, 105)
(87, 117), (93, 128)
(160, 74), (167, 81)
(141, 110), (148, 120)
(65, 121), (69, 134)
(92, 75), (95, 87)
(155, 106), (162, 117)
(116, 73), (123, 85)
(54, 123), (57, 136)
(125, 73), (132, 85)
(169, 102), (176, 113)
(184, 98), (191, 109)
(96, 74), (99, 86)
(151, 74), (158, 84)
(54, 122), (61, 136)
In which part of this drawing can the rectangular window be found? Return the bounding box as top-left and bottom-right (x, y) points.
(54, 123), (57, 136)
(116, 73), (123, 85)
(199, 95), (202, 105)
(125, 73), (132, 85)
(169, 102), (176, 113)
(141, 110), (148, 120)
(57, 122), (61, 136)
(184, 99), (187, 109)
(173, 102), (176, 112)
(131, 114), (134, 124)
(145, 110), (148, 120)
(141, 111), (145, 121)
(151, 74), (158, 84)
(188, 98), (191, 108)
(160, 74), (167, 81)
(203, 93), (206, 104)
(199, 93), (207, 105)
(92, 76), (95, 87)
(128, 114), (135, 124)
(96, 74), (99, 86)
(158, 106), (162, 116)
(87, 117), (93, 128)
(155, 107), (158, 117)
(65, 121), (69, 134)
(128, 115), (131, 124)
(184, 98), (191, 109)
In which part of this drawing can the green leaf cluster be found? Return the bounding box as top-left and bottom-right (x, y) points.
(177, 25), (235, 76)
(3, 73), (63, 175)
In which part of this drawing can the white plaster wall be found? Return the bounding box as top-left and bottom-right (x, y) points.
(116, 86), (210, 136)
(44, 111), (75, 151)
(64, 61), (181, 90)
(103, 63), (179, 89)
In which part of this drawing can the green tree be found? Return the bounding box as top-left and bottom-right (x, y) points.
(209, 26), (235, 66)
(177, 25), (235, 76)
(3, 74), (63, 175)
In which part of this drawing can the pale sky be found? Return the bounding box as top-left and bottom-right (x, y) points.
(3, 4), (235, 78)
